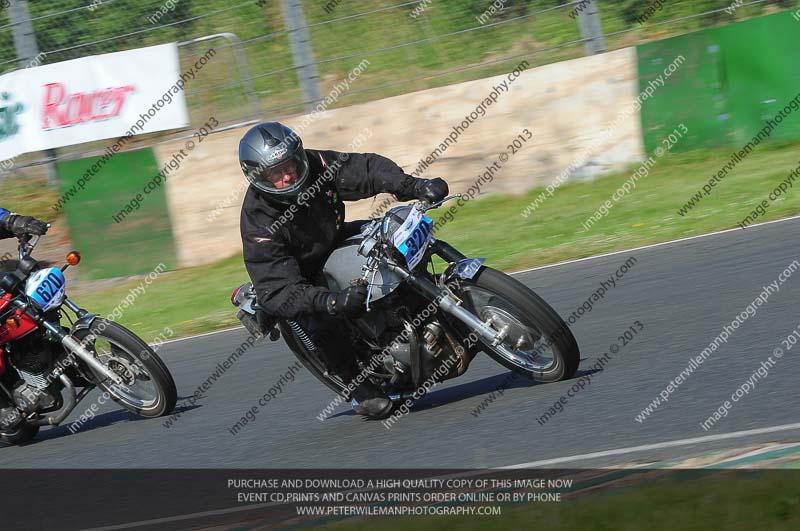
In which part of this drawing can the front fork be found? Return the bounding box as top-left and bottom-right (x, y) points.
(32, 302), (131, 426)
(2, 299), (123, 429)
(42, 315), (126, 387)
(15, 312), (123, 427)
(384, 255), (515, 357)
(12, 296), (127, 388)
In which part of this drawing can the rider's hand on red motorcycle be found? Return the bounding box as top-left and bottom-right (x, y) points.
(414, 177), (449, 205)
(6, 215), (49, 237)
(326, 282), (368, 316)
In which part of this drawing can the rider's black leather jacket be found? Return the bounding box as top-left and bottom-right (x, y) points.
(240, 149), (421, 320)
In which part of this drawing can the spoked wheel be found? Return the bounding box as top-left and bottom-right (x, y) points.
(74, 319), (177, 417)
(456, 267), (579, 382)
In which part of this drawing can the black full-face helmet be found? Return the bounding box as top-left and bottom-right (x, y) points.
(238, 122), (310, 203)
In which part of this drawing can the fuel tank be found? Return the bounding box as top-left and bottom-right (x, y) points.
(322, 236), (404, 302)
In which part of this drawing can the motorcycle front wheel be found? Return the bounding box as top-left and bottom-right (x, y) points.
(74, 319), (177, 418)
(454, 266), (580, 382)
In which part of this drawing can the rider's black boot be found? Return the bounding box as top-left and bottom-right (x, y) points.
(351, 380), (394, 420)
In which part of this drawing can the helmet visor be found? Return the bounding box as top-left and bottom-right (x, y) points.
(249, 150), (309, 195)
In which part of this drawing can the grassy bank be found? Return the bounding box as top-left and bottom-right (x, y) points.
(323, 471), (800, 531)
(429, 142), (800, 272)
(68, 142), (800, 341)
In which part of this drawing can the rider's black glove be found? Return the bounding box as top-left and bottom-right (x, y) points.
(325, 283), (368, 316)
(2, 215), (49, 237)
(413, 177), (449, 204)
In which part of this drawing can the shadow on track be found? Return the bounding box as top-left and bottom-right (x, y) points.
(324, 356), (602, 420)
(0, 395), (203, 446)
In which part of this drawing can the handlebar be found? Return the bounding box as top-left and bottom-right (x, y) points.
(19, 223), (53, 261)
(417, 194), (462, 213)
(17, 230), (45, 262)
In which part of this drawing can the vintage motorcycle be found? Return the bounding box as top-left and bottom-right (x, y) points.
(232, 195), (579, 408)
(0, 233), (176, 444)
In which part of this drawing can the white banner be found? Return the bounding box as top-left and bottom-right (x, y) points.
(0, 43), (189, 162)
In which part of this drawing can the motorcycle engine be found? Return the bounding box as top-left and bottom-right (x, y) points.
(359, 289), (467, 388)
(9, 336), (51, 379)
(381, 319), (466, 387)
(6, 335), (61, 413)
(377, 316), (415, 387)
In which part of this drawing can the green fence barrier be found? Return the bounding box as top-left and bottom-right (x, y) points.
(638, 10), (800, 153)
(57, 148), (176, 279)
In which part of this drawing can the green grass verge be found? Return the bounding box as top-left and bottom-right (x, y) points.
(67, 252), (247, 343)
(1, 167), (58, 221)
(428, 142), (800, 272)
(70, 142), (800, 341)
(321, 472), (800, 531)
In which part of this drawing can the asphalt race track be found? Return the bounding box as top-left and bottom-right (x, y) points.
(1, 217), (799, 469)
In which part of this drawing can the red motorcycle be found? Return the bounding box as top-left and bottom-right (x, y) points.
(0, 233), (176, 445)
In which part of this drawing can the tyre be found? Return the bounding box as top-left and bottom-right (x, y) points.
(0, 421), (39, 446)
(73, 319), (177, 418)
(278, 321), (353, 400)
(455, 266), (580, 382)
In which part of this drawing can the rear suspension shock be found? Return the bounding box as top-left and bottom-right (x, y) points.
(287, 320), (319, 352)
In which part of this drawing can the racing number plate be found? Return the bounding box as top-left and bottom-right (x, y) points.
(24, 267), (66, 312)
(392, 208), (434, 270)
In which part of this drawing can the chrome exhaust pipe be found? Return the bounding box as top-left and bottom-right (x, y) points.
(34, 374), (76, 426)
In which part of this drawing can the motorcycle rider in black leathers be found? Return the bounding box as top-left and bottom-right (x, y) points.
(0, 208), (49, 429)
(239, 122), (448, 419)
